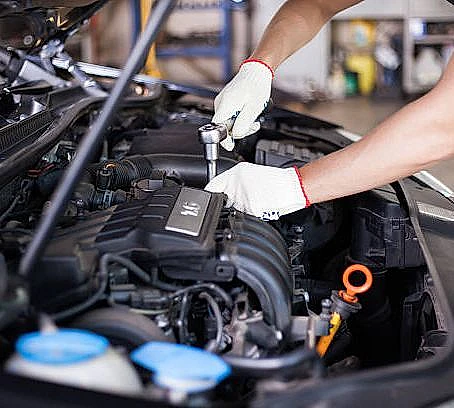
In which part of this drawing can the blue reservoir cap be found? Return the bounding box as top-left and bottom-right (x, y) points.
(131, 342), (231, 393)
(16, 329), (109, 365)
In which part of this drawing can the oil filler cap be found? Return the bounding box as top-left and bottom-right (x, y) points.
(16, 329), (109, 365)
(131, 342), (231, 393)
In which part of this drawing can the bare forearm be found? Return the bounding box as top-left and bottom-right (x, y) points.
(300, 90), (454, 204)
(251, 0), (361, 70)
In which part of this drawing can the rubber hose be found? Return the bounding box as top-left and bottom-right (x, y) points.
(87, 154), (237, 189)
(223, 347), (323, 378)
(86, 155), (154, 190)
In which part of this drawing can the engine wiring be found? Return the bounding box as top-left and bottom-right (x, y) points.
(0, 179), (32, 227)
(0, 196), (21, 227)
(103, 253), (232, 349)
(50, 250), (233, 353)
(199, 291), (223, 353)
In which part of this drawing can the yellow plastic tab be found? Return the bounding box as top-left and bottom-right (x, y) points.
(316, 312), (342, 357)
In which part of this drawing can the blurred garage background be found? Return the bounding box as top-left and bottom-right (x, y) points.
(68, 0), (454, 185)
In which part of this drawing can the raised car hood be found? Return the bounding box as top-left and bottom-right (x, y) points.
(0, 1), (105, 49)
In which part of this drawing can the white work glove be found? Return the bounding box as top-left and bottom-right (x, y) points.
(205, 162), (310, 220)
(212, 59), (274, 151)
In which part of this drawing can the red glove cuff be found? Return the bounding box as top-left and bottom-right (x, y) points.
(293, 166), (311, 207)
(241, 58), (275, 79)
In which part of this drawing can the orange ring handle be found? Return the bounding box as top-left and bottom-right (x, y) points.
(339, 264), (373, 304)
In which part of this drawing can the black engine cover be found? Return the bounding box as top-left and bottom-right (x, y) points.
(32, 186), (292, 333)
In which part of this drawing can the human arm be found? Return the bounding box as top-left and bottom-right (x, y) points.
(249, 0), (362, 71)
(207, 58), (454, 218)
(300, 57), (454, 204)
(213, 0), (362, 146)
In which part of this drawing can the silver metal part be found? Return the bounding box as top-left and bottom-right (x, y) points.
(53, 50), (107, 97)
(289, 315), (330, 342)
(198, 123), (228, 181)
(165, 187), (211, 237)
(17, 60), (66, 87)
(51, 59), (211, 97)
(224, 293), (264, 358)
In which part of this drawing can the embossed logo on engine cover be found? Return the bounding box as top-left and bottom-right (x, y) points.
(165, 188), (210, 236)
(181, 201), (201, 217)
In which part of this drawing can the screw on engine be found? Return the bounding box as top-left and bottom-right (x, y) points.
(320, 299), (333, 322)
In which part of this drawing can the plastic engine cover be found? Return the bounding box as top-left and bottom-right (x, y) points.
(31, 186), (292, 333)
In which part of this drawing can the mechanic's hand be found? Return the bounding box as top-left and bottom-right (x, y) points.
(212, 60), (274, 151)
(205, 162), (310, 220)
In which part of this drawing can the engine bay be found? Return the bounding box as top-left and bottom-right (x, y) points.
(0, 80), (443, 403)
(0, 3), (447, 404)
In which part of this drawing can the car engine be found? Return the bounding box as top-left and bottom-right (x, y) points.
(0, 2), (445, 406)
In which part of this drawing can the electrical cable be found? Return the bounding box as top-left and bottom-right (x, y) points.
(177, 292), (190, 344)
(171, 283), (233, 307)
(19, 0), (177, 278)
(199, 291), (223, 353)
(172, 284), (231, 345)
(0, 196), (21, 226)
(0, 228), (33, 235)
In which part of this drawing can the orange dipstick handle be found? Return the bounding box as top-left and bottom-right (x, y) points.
(317, 264), (373, 356)
(339, 264), (373, 304)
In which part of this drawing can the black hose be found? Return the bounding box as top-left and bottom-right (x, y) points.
(101, 253), (182, 292)
(223, 347), (323, 378)
(177, 292), (190, 344)
(199, 291), (223, 353)
(70, 307), (174, 348)
(171, 283), (232, 307)
(115, 247), (183, 291)
(150, 269), (182, 292)
(144, 154), (237, 186)
(101, 253), (151, 284)
(85, 154), (238, 189)
(19, 0), (177, 278)
(85, 156), (154, 190)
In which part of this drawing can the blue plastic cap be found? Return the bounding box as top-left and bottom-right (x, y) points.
(16, 329), (109, 365)
(131, 342), (231, 393)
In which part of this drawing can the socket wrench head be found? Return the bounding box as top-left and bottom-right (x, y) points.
(198, 123), (228, 145)
(199, 123), (229, 181)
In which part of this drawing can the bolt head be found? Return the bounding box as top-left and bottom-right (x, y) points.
(23, 35), (34, 46)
